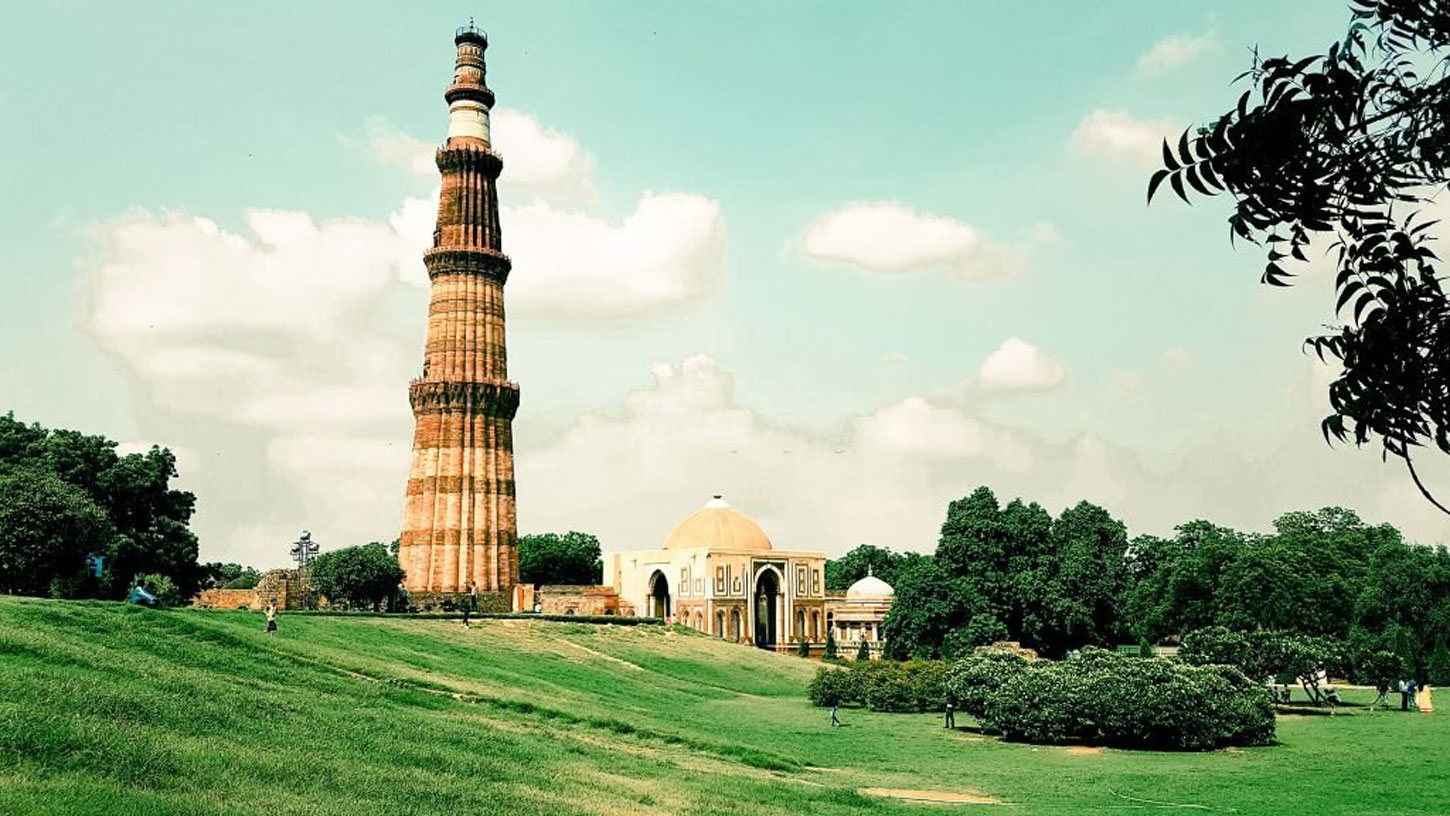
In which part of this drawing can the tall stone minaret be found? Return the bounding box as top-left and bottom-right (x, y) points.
(400, 22), (519, 602)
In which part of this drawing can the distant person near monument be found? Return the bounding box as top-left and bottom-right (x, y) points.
(265, 601), (278, 635)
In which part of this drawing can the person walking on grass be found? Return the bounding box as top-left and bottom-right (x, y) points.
(264, 600), (278, 635)
(460, 580), (478, 629)
(830, 703), (840, 727)
(944, 702), (956, 729)
(1373, 681), (1390, 711)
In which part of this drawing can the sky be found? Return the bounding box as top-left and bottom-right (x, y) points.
(2, 1), (1445, 569)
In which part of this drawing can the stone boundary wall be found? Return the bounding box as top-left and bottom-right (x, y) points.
(193, 588), (260, 609)
(536, 585), (624, 616)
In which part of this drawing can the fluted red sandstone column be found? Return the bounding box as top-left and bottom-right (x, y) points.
(400, 24), (519, 597)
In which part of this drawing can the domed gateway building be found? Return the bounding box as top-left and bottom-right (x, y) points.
(603, 496), (831, 651)
(830, 570), (896, 659)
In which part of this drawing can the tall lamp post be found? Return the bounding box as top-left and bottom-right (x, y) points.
(290, 530), (320, 609)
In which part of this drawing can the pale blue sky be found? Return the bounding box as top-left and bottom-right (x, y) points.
(3, 2), (1434, 566)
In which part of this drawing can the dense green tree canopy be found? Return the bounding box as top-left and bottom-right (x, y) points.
(825, 544), (908, 592)
(309, 543), (405, 610)
(518, 531), (602, 587)
(879, 482), (1450, 678)
(0, 413), (199, 597)
(0, 468), (114, 596)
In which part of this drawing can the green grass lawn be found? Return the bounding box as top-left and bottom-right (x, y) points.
(0, 597), (1444, 815)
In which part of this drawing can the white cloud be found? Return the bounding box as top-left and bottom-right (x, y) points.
(85, 109), (726, 565)
(364, 118), (436, 177)
(802, 201), (1029, 279)
(503, 192), (725, 317)
(977, 337), (1068, 391)
(86, 203), (422, 566)
(518, 355), (1038, 554)
(491, 109), (596, 200)
(1071, 110), (1183, 167)
(1137, 31), (1218, 75)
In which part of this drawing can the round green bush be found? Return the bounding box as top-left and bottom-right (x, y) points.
(986, 661), (1089, 744)
(945, 650), (1028, 720)
(807, 666), (853, 707)
(951, 647), (1275, 750)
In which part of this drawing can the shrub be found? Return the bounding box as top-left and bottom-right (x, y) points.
(797, 639), (810, 658)
(863, 665), (916, 712)
(807, 666), (856, 707)
(807, 660), (946, 712)
(822, 631), (839, 661)
(135, 573), (182, 607)
(987, 661), (1088, 744)
(950, 647), (1274, 750)
(945, 650), (1028, 720)
(855, 639), (871, 661)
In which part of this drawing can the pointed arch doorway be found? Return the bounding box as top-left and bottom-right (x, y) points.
(753, 568), (780, 649)
(647, 570), (671, 619)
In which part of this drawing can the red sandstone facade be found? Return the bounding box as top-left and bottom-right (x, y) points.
(400, 25), (519, 601)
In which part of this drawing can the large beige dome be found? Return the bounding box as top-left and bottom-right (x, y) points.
(663, 496), (772, 552)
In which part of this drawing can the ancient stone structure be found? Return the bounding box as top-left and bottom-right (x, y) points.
(536, 585), (632, 617)
(828, 569), (895, 660)
(400, 23), (520, 607)
(601, 496), (834, 651)
(192, 569), (313, 610)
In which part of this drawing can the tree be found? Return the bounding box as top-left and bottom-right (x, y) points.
(0, 413), (199, 596)
(822, 630), (840, 661)
(1428, 638), (1450, 685)
(934, 487), (1054, 648)
(1148, 2), (1450, 512)
(855, 638), (871, 661)
(309, 543), (405, 611)
(1126, 521), (1248, 642)
(826, 544), (906, 592)
(880, 557), (976, 660)
(517, 531), (602, 587)
(1035, 501), (1130, 656)
(0, 467), (114, 596)
(200, 562), (261, 590)
(942, 613), (1010, 661)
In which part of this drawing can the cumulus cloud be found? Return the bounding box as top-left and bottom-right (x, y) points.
(977, 337), (1068, 391)
(1137, 30), (1218, 75)
(518, 355), (1040, 553)
(801, 201), (1032, 279)
(86, 109), (726, 564)
(491, 109), (596, 200)
(518, 353), (1450, 558)
(503, 193), (725, 317)
(1071, 110), (1183, 167)
(86, 203), (424, 564)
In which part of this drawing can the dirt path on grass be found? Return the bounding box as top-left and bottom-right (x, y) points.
(861, 788), (1003, 805)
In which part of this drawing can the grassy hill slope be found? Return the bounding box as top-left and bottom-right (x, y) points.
(1, 597), (1446, 815)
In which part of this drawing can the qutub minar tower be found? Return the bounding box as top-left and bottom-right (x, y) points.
(400, 22), (519, 604)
